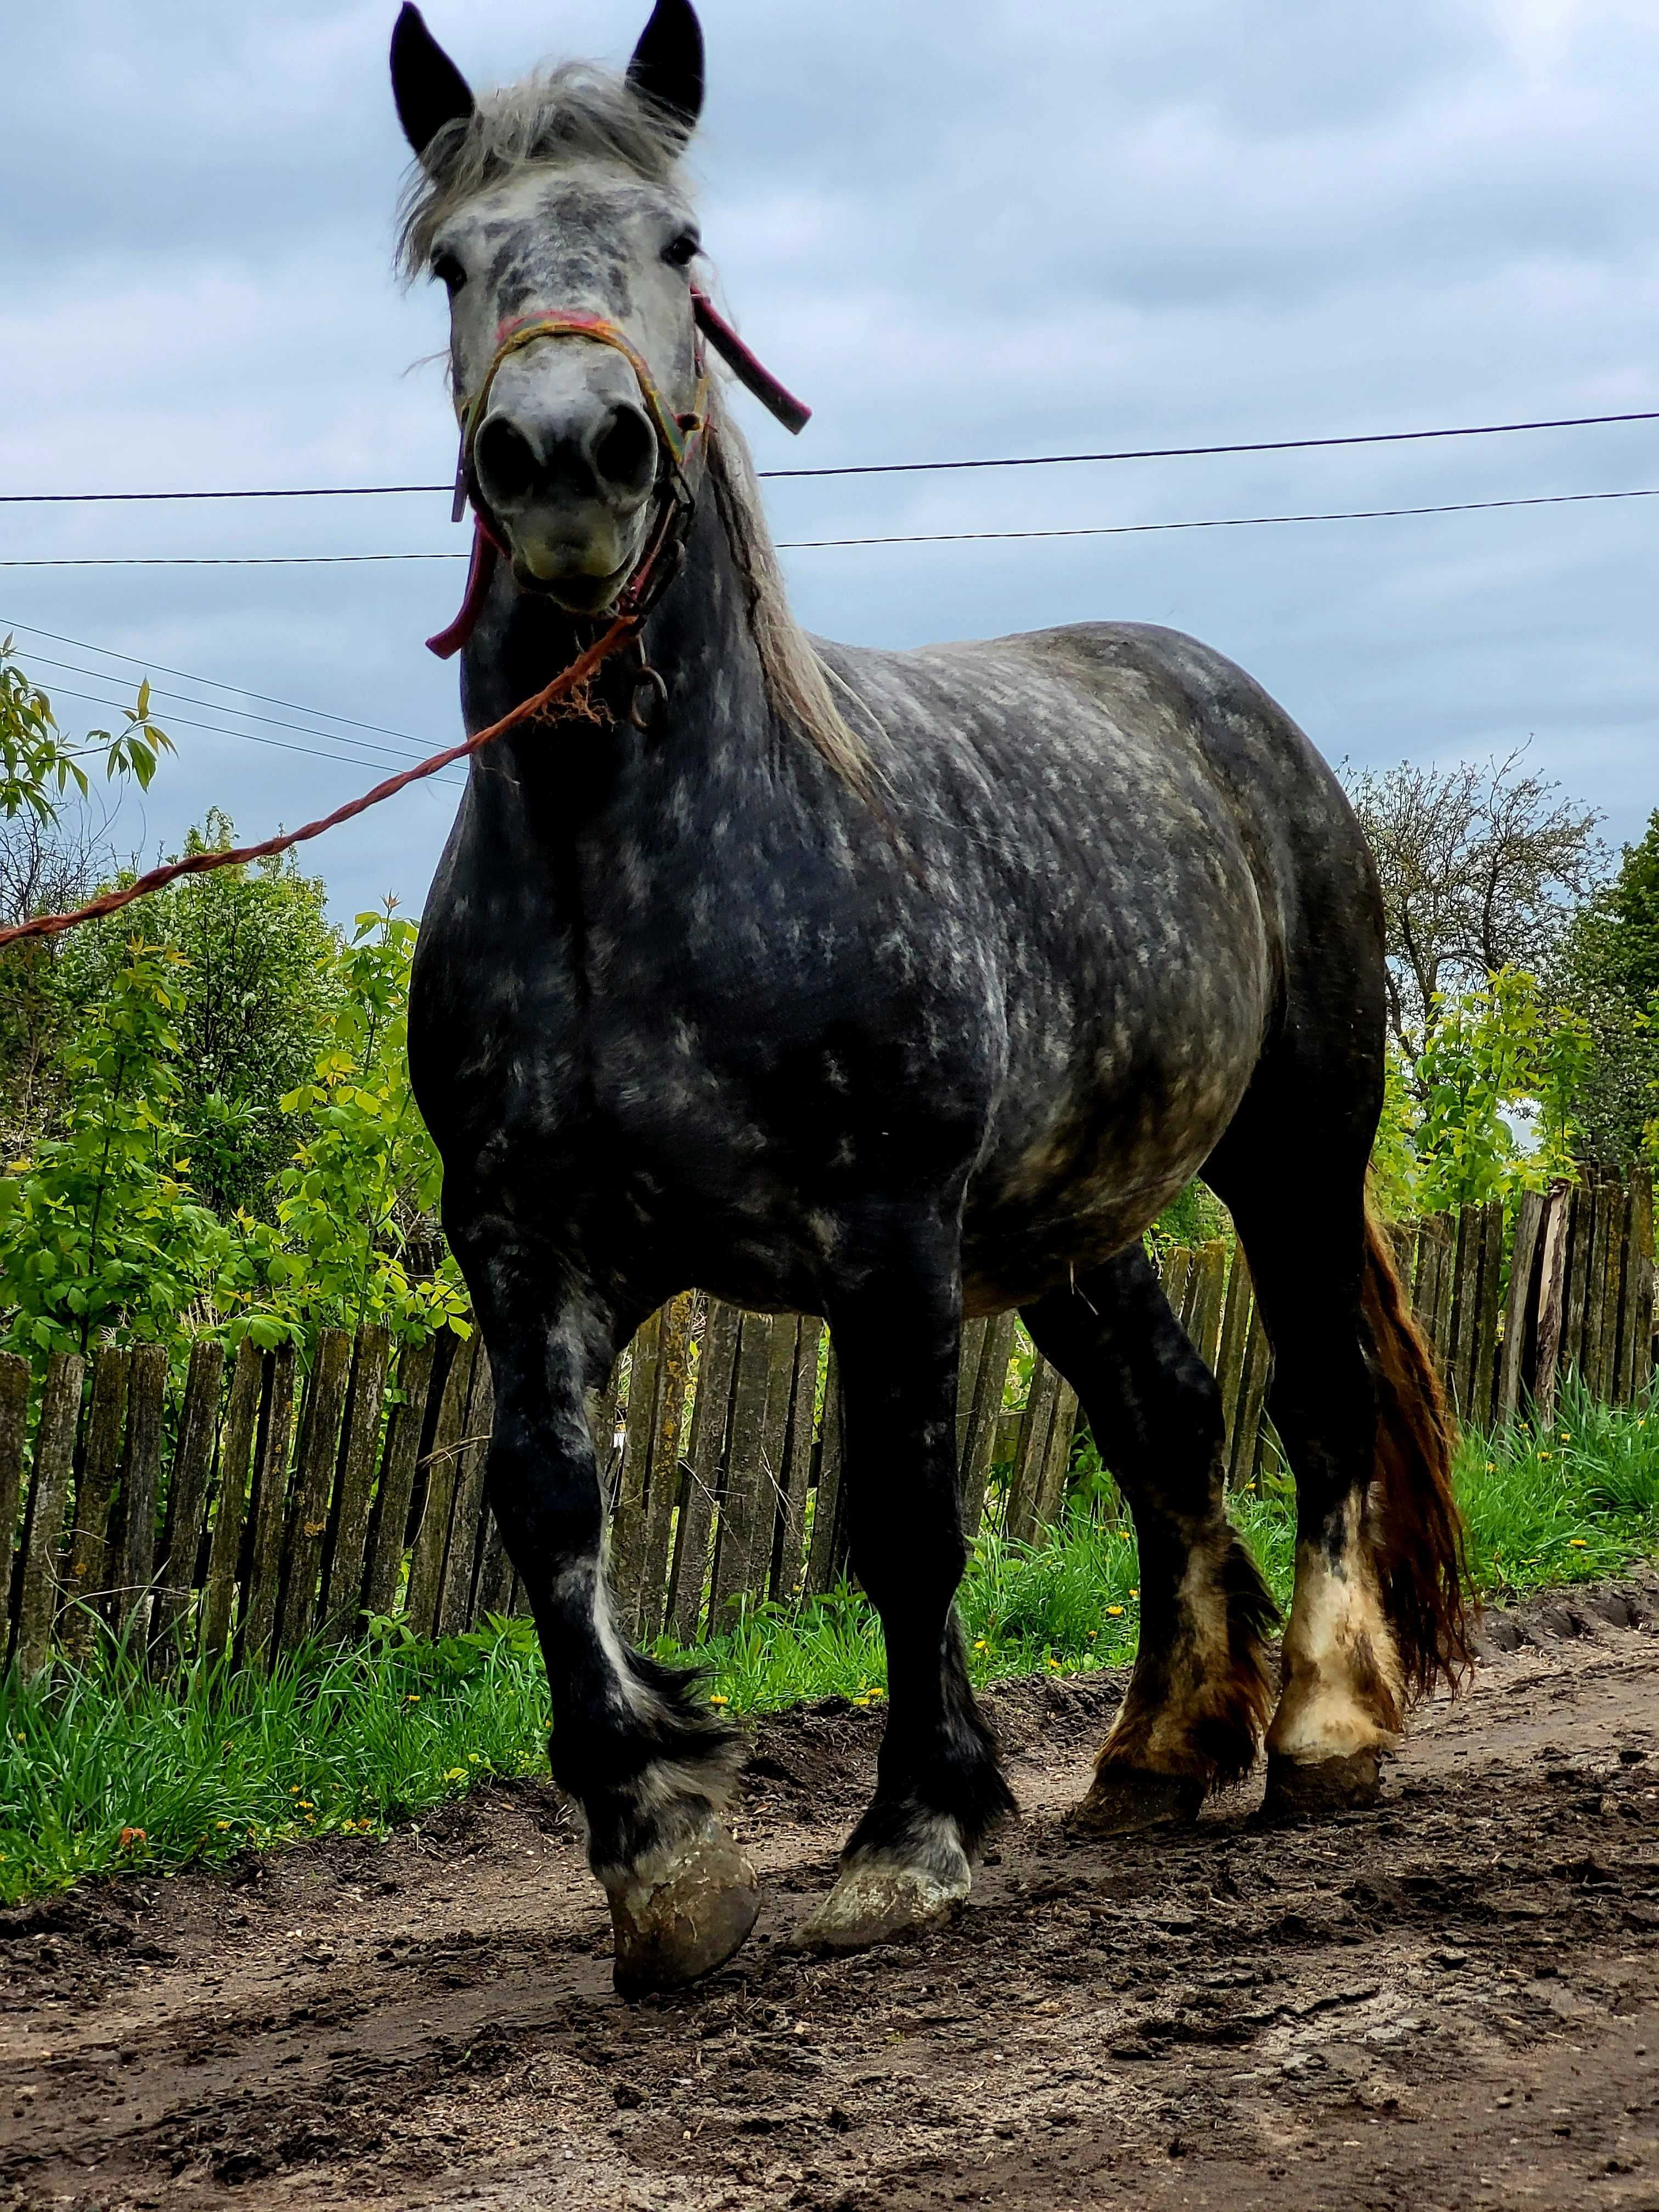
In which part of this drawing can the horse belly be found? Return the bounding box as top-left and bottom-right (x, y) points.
(960, 916), (1271, 1313)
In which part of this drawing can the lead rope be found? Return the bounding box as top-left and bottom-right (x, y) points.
(0, 299), (810, 952)
(0, 615), (637, 950)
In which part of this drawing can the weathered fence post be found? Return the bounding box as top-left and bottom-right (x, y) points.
(113, 1344), (168, 1639)
(668, 1297), (740, 1640)
(10, 1352), (84, 1676)
(200, 1336), (263, 1664)
(359, 1334), (439, 1623)
(238, 1346), (297, 1667)
(59, 1350), (128, 1659)
(151, 1339), (226, 1666)
(319, 1325), (392, 1640)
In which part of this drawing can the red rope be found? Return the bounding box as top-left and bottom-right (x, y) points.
(0, 616), (635, 951)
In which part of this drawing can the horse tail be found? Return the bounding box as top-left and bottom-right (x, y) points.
(1361, 1208), (1474, 1699)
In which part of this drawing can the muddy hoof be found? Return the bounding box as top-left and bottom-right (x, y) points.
(608, 1832), (760, 1998)
(797, 1859), (969, 1954)
(1066, 1767), (1205, 1838)
(1261, 1747), (1383, 1821)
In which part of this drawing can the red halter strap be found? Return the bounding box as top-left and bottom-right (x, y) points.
(427, 298), (810, 661)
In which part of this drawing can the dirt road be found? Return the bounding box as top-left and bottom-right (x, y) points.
(4, 1576), (1658, 2212)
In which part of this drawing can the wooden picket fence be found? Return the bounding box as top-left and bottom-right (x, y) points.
(3, 1174), (1654, 1679)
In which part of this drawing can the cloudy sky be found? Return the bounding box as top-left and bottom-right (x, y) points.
(2, 0), (1655, 919)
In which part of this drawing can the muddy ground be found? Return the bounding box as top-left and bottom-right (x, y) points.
(3, 1576), (1658, 2212)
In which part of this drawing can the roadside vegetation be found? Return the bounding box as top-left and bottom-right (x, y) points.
(4, 1375), (1656, 1907)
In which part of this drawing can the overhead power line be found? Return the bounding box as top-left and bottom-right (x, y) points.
(2, 482), (1655, 567)
(2, 619), (464, 787)
(42, 678), (467, 789)
(3, 619), (442, 752)
(1, 407), (1656, 504)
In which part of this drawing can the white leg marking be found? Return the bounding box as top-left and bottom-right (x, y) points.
(1268, 1499), (1404, 1763)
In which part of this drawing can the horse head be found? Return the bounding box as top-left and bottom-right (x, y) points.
(392, 1), (708, 616)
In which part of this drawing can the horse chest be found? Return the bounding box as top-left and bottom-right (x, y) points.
(417, 864), (996, 1225)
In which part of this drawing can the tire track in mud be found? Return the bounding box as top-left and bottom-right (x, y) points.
(3, 1576), (1658, 2212)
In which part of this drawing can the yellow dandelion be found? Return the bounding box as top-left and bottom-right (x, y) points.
(1560, 1432), (1572, 1442)
(1118, 1531), (1132, 1543)
(215, 1821), (231, 1832)
(1128, 1588), (1139, 1598)
(1568, 1538), (1588, 1549)
(1538, 1451), (1551, 1460)
(709, 1693), (729, 1706)
(973, 1639), (989, 1651)
(405, 1694), (421, 1703)
(1106, 1605), (1124, 1617)
(1486, 1462), (1497, 1472)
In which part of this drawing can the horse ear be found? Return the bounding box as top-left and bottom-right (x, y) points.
(627, 0), (705, 134)
(391, 4), (476, 165)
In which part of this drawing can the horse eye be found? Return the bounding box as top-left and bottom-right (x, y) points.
(663, 232), (700, 270)
(431, 251), (467, 295)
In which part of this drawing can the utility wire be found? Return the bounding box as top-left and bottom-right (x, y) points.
(2, 617), (443, 749)
(21, 651), (438, 762)
(3, 482), (1656, 565)
(42, 680), (466, 789)
(1, 407), (1656, 503)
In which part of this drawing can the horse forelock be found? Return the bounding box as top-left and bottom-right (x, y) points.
(395, 62), (689, 283)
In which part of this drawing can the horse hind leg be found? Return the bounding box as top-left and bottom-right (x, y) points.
(1218, 1186), (1471, 1815)
(1022, 1248), (1278, 1833)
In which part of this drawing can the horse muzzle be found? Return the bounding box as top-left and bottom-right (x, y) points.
(470, 346), (660, 611)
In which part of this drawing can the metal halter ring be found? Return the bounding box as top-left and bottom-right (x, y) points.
(628, 665), (670, 732)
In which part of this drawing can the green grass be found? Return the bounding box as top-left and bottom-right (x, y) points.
(3, 1377), (1657, 1905)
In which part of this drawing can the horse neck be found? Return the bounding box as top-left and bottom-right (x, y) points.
(457, 490), (776, 843)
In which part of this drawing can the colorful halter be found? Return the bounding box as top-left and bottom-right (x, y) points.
(427, 292), (811, 665)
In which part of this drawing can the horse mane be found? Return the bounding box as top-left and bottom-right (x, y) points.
(703, 390), (875, 797)
(396, 63), (874, 798)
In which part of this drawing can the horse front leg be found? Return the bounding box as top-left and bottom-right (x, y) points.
(800, 1207), (1014, 1951)
(462, 1238), (759, 1995)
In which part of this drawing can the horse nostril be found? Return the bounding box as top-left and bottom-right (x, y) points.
(475, 417), (541, 505)
(593, 407), (656, 496)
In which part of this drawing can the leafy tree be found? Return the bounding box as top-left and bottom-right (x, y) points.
(0, 648), (171, 1160)
(1408, 969), (1590, 1214)
(0, 638), (171, 826)
(60, 812), (341, 1214)
(1552, 808), (1659, 1167)
(236, 906), (467, 1347)
(0, 942), (234, 1357)
(1345, 749), (1604, 1061)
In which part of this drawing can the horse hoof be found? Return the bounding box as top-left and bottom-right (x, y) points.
(797, 1857), (970, 1954)
(1261, 1747), (1383, 1821)
(607, 1831), (760, 1997)
(1066, 1767), (1205, 1837)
